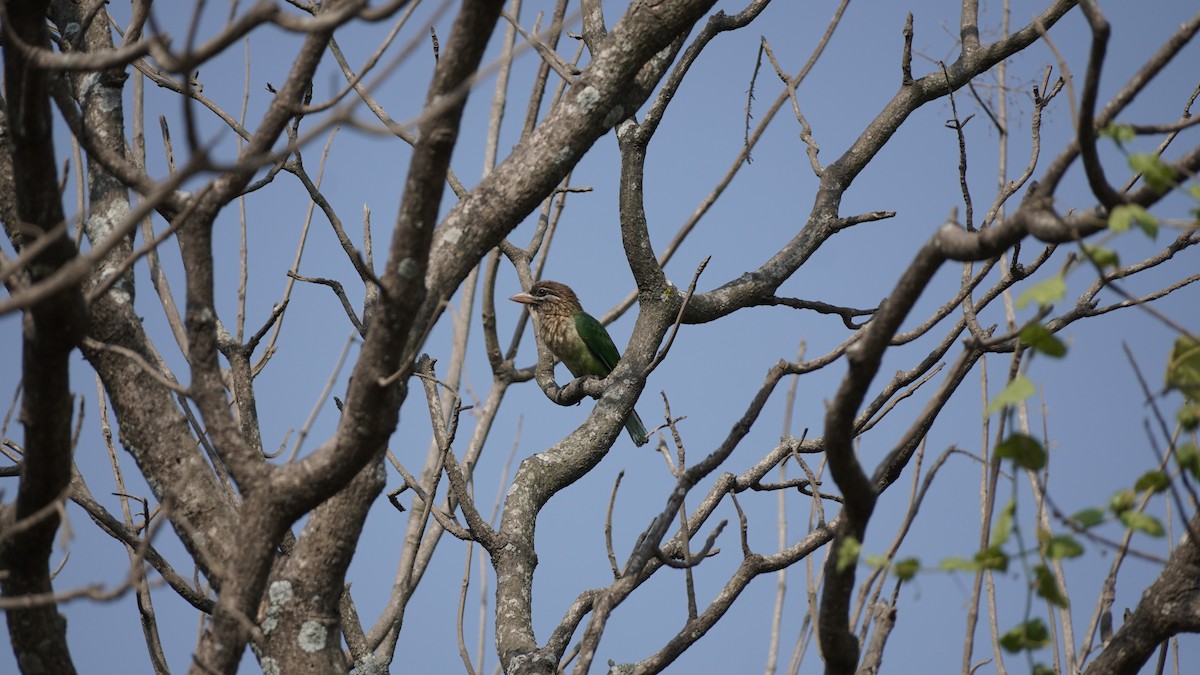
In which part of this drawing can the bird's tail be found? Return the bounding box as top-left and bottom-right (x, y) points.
(625, 410), (649, 447)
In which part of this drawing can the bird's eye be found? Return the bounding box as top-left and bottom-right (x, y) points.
(534, 287), (547, 297)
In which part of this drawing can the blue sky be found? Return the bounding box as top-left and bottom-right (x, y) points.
(2, 1), (1198, 673)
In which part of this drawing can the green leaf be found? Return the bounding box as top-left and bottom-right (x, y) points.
(1034, 564), (1069, 608)
(1177, 443), (1200, 479)
(1071, 507), (1106, 528)
(894, 557), (921, 581)
(1107, 208), (1133, 233)
(1134, 470), (1170, 494)
(1120, 511), (1165, 537)
(1129, 153), (1176, 194)
(940, 556), (979, 572)
(837, 536), (861, 572)
(1109, 489), (1136, 514)
(1033, 664), (1057, 675)
(1179, 401), (1200, 432)
(1165, 337), (1200, 403)
(864, 554), (890, 570)
(986, 375), (1037, 416)
(1019, 324), (1067, 358)
(1016, 274), (1067, 310)
(1081, 243), (1120, 269)
(975, 545), (1009, 572)
(1189, 183), (1200, 201)
(1042, 534), (1085, 560)
(996, 433), (1047, 471)
(1000, 618), (1050, 653)
(991, 499), (1015, 547)
(1100, 123), (1135, 145)
(1167, 337), (1200, 430)
(1108, 204), (1158, 239)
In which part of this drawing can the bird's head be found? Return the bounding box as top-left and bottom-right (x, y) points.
(509, 280), (583, 318)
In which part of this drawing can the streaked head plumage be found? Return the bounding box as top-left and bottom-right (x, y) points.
(509, 280), (582, 317)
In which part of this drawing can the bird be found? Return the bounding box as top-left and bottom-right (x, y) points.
(510, 280), (650, 447)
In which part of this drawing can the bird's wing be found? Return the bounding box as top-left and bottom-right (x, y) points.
(574, 311), (622, 374)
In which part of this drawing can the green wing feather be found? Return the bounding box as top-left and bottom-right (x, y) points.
(572, 311), (649, 446)
(573, 311), (622, 375)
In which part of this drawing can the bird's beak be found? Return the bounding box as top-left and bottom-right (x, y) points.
(509, 292), (536, 305)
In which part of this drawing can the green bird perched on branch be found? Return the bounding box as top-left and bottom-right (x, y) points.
(510, 280), (650, 447)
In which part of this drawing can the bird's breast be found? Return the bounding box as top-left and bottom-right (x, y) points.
(541, 315), (578, 357)
(540, 315), (594, 377)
